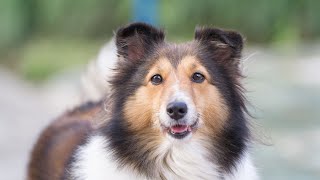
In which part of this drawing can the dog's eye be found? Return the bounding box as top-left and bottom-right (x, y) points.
(151, 74), (163, 85)
(191, 72), (205, 83)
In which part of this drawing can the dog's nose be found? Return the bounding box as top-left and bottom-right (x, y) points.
(166, 102), (188, 120)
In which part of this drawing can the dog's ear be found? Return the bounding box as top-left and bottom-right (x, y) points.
(194, 27), (244, 61)
(115, 22), (165, 62)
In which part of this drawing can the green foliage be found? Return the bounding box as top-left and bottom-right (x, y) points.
(161, 0), (320, 43)
(18, 38), (101, 82)
(0, 0), (26, 48)
(35, 0), (131, 38)
(0, 0), (131, 49)
(1, 0), (320, 47)
(1, 0), (320, 48)
(1, 0), (320, 82)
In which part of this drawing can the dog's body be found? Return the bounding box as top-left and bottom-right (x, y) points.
(28, 23), (258, 180)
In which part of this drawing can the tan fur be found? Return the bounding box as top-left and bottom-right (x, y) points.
(27, 102), (102, 180)
(124, 58), (172, 131)
(124, 55), (228, 143)
(179, 56), (229, 137)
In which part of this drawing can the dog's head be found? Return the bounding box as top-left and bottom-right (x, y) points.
(109, 22), (246, 143)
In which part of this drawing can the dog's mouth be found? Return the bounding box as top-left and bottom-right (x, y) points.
(163, 121), (198, 139)
(168, 124), (191, 139)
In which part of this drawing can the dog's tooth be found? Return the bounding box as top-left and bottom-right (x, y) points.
(188, 126), (192, 131)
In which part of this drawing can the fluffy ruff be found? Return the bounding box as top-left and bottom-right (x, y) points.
(28, 22), (259, 180)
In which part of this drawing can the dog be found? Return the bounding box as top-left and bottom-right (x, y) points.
(27, 22), (258, 180)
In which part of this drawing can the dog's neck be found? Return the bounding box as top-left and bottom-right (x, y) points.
(99, 116), (222, 179)
(151, 138), (223, 179)
(70, 130), (256, 180)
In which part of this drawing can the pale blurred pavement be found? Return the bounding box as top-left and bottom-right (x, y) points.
(0, 67), (84, 179)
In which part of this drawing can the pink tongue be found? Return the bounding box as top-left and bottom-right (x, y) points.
(170, 125), (188, 133)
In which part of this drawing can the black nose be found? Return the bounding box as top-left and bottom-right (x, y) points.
(166, 102), (188, 120)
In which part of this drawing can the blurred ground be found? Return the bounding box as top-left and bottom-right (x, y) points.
(1, 45), (320, 179)
(244, 46), (320, 180)
(0, 66), (85, 179)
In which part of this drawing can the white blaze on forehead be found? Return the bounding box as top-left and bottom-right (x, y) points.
(169, 72), (191, 103)
(170, 90), (191, 103)
(170, 71), (180, 91)
(159, 77), (198, 127)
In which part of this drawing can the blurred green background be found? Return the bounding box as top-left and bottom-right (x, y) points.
(1, 0), (320, 82)
(0, 1), (320, 180)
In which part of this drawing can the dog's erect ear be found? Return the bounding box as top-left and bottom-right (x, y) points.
(115, 22), (165, 62)
(194, 27), (244, 61)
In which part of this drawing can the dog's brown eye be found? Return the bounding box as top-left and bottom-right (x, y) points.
(191, 72), (205, 83)
(151, 74), (162, 85)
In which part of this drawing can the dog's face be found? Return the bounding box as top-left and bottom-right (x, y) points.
(111, 23), (244, 142)
(124, 55), (229, 141)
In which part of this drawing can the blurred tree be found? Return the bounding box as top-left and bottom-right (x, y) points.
(0, 0), (25, 49)
(1, 0), (320, 81)
(1, 0), (320, 48)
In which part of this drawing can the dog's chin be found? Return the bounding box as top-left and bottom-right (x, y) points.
(161, 120), (199, 140)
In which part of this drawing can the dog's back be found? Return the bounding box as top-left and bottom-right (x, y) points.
(27, 102), (101, 180)
(27, 38), (116, 180)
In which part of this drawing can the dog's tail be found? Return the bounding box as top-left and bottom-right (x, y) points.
(80, 39), (117, 102)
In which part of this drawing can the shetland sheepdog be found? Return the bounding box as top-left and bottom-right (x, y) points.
(28, 22), (258, 180)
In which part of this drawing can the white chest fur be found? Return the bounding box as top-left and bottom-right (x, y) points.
(70, 135), (258, 180)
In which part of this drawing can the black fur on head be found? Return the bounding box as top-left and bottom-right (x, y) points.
(194, 27), (249, 172)
(111, 22), (166, 111)
(115, 22), (165, 62)
(104, 23), (167, 178)
(195, 27), (244, 68)
(102, 23), (250, 177)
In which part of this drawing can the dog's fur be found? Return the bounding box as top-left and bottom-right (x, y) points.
(28, 22), (258, 180)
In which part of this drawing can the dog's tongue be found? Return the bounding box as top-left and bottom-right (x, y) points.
(170, 125), (188, 133)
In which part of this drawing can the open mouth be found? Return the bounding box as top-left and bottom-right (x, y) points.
(168, 124), (191, 139)
(165, 121), (198, 139)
